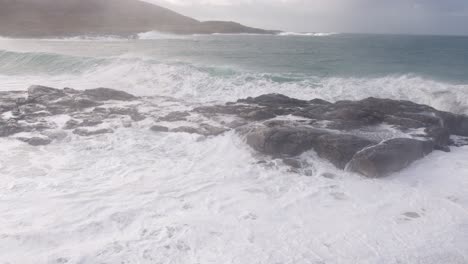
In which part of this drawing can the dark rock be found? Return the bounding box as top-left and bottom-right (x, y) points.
(42, 130), (68, 141)
(3, 87), (467, 178)
(199, 124), (229, 136)
(454, 115), (468, 136)
(27, 85), (67, 103)
(425, 127), (450, 151)
(0, 91), (25, 113)
(73, 128), (113, 136)
(314, 134), (375, 169)
(238, 94), (309, 107)
(170, 124), (228, 136)
(64, 119), (103, 130)
(384, 116), (426, 129)
(83, 88), (137, 101)
(91, 107), (145, 122)
(241, 125), (329, 156)
(348, 138), (434, 178)
(239, 109), (276, 121)
(159, 111), (190, 122)
(53, 97), (101, 110)
(324, 106), (384, 126)
(282, 158), (303, 169)
(321, 172), (337, 179)
(18, 137), (52, 146)
(171, 126), (200, 134)
(0, 120), (25, 137)
(451, 136), (468, 147)
(225, 120), (248, 129)
(150, 125), (169, 132)
(26, 85), (102, 113)
(309, 98), (332, 105)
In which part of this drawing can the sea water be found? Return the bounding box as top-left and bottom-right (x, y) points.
(0, 33), (467, 263)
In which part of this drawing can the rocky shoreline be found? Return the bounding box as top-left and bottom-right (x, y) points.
(1, 86), (468, 178)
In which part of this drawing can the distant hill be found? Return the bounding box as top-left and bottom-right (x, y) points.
(0, 0), (279, 37)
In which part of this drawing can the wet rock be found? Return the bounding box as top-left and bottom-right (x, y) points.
(42, 130), (68, 141)
(314, 134), (375, 169)
(225, 119), (248, 129)
(170, 124), (228, 136)
(159, 111), (190, 122)
(18, 137), (52, 146)
(321, 172), (337, 179)
(425, 127), (451, 152)
(73, 128), (113, 136)
(171, 126), (200, 134)
(104, 107), (146, 121)
(150, 125), (169, 132)
(202, 94), (468, 177)
(238, 93), (309, 107)
(282, 158), (303, 169)
(0, 120), (26, 137)
(383, 116), (426, 129)
(454, 115), (468, 137)
(27, 85), (68, 103)
(0, 91), (25, 113)
(3, 86), (467, 178)
(83, 88), (137, 101)
(348, 138), (434, 178)
(241, 125), (329, 156)
(309, 98), (332, 105)
(199, 124), (229, 136)
(450, 136), (468, 147)
(64, 118), (103, 130)
(239, 109), (276, 121)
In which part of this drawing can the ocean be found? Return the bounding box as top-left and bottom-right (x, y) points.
(1, 33), (468, 263)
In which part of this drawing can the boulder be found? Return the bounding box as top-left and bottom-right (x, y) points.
(171, 124), (228, 136)
(64, 118), (103, 130)
(27, 85), (67, 103)
(18, 137), (52, 146)
(73, 128), (113, 136)
(238, 93), (309, 107)
(158, 111), (190, 122)
(83, 88), (137, 101)
(348, 138), (434, 178)
(150, 125), (169, 132)
(0, 120), (24, 137)
(314, 134), (375, 169)
(241, 125), (329, 156)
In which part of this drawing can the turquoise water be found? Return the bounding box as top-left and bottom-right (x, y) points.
(2, 34), (468, 80)
(0, 33), (467, 112)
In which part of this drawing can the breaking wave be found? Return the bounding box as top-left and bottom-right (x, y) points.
(1, 38), (468, 263)
(278, 32), (339, 37)
(137, 31), (189, 40)
(0, 49), (467, 114)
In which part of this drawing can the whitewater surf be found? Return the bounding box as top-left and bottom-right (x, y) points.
(1, 34), (468, 264)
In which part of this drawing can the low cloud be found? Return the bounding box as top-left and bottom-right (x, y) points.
(143, 0), (468, 35)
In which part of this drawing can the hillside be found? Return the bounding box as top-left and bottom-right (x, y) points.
(0, 0), (278, 37)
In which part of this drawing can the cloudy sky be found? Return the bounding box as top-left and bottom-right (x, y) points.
(143, 0), (468, 35)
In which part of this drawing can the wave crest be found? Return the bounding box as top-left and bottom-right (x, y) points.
(0, 49), (466, 114)
(278, 32), (339, 37)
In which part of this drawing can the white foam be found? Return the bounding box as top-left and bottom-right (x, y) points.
(1, 39), (468, 263)
(137, 31), (189, 40)
(1, 61), (467, 115)
(0, 35), (130, 42)
(0, 129), (467, 263)
(278, 32), (339, 37)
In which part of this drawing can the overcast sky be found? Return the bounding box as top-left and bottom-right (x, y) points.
(142, 0), (468, 35)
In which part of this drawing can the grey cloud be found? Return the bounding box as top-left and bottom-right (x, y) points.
(148, 0), (468, 35)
